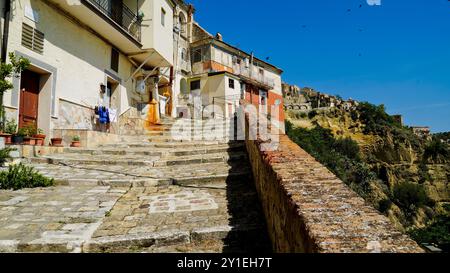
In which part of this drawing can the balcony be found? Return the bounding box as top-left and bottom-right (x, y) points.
(233, 65), (275, 90)
(85, 0), (141, 42)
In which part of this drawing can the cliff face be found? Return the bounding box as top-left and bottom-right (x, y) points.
(287, 108), (449, 231)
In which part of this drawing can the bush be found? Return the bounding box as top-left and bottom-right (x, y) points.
(0, 147), (15, 166)
(0, 163), (54, 190)
(308, 110), (318, 119)
(423, 139), (449, 163)
(392, 183), (433, 215)
(356, 102), (397, 135)
(409, 213), (450, 251)
(333, 137), (361, 160)
(378, 198), (393, 213)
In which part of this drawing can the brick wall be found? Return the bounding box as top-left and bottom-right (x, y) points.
(244, 116), (424, 253)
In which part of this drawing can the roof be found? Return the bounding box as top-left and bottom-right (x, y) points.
(191, 37), (283, 74)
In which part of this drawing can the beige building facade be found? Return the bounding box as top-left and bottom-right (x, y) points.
(0, 0), (284, 139)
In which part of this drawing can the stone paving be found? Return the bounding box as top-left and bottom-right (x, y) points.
(0, 118), (272, 253)
(0, 185), (125, 252)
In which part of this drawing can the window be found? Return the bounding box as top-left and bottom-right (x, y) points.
(181, 48), (187, 62)
(193, 48), (202, 63)
(111, 48), (119, 72)
(228, 79), (235, 89)
(161, 8), (166, 26)
(190, 80), (201, 91)
(21, 23), (44, 54)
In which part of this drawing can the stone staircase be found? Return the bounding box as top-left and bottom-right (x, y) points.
(22, 118), (271, 253)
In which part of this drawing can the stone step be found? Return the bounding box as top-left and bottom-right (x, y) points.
(154, 152), (248, 167)
(29, 151), (247, 168)
(98, 140), (242, 149)
(28, 162), (251, 188)
(29, 156), (159, 167)
(83, 225), (269, 253)
(172, 171), (251, 187)
(64, 143), (244, 157)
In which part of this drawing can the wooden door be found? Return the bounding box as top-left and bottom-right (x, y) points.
(19, 70), (40, 129)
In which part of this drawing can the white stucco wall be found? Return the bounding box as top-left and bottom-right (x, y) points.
(141, 0), (174, 65)
(5, 0), (138, 134)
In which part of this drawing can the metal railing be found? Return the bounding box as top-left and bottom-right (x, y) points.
(232, 65), (275, 88)
(86, 0), (141, 41)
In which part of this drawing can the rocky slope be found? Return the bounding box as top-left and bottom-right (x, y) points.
(286, 105), (449, 250)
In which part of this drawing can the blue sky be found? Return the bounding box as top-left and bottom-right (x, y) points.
(189, 0), (450, 132)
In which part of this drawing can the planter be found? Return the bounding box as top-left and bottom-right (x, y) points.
(51, 138), (63, 146)
(35, 138), (44, 146)
(33, 134), (46, 146)
(23, 137), (36, 146)
(70, 141), (81, 148)
(0, 133), (12, 145)
(12, 135), (24, 145)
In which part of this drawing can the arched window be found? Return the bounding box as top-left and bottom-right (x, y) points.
(178, 12), (187, 35)
(180, 78), (188, 94)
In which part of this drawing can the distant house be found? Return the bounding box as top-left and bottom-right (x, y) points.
(411, 126), (431, 138)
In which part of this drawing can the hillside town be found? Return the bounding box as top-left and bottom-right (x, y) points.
(0, 0), (441, 256)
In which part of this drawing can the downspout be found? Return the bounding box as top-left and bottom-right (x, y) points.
(1, 0), (11, 62)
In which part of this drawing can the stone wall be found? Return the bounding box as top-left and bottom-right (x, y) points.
(53, 99), (95, 130)
(244, 118), (424, 253)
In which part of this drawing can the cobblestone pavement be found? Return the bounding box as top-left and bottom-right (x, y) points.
(0, 118), (272, 253)
(0, 186), (125, 252)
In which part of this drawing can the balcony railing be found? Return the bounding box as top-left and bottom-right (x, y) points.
(86, 0), (141, 41)
(233, 65), (275, 89)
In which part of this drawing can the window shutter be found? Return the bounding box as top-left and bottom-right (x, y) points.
(22, 23), (44, 54)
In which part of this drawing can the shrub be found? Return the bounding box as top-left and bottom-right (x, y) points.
(378, 198), (393, 214)
(423, 139), (449, 163)
(0, 163), (54, 190)
(308, 110), (318, 119)
(0, 147), (15, 166)
(356, 102), (397, 135)
(392, 182), (433, 215)
(72, 135), (80, 141)
(333, 137), (361, 160)
(408, 213), (450, 251)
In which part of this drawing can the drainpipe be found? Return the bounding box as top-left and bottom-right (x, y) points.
(1, 0), (11, 62)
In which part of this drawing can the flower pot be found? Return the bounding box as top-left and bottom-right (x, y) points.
(12, 135), (24, 145)
(0, 133), (12, 145)
(33, 134), (46, 146)
(23, 137), (36, 146)
(33, 134), (46, 139)
(51, 138), (63, 146)
(35, 138), (44, 146)
(70, 141), (81, 147)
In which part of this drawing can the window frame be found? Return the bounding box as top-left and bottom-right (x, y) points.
(190, 79), (201, 91)
(111, 48), (119, 73)
(228, 78), (235, 89)
(161, 8), (166, 26)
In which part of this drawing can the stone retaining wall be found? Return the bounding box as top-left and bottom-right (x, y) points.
(244, 120), (424, 253)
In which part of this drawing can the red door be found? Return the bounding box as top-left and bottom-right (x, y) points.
(19, 70), (40, 129)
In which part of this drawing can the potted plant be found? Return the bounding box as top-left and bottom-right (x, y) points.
(12, 127), (27, 144)
(22, 124), (36, 145)
(51, 137), (63, 146)
(70, 135), (81, 147)
(0, 119), (16, 145)
(33, 128), (46, 146)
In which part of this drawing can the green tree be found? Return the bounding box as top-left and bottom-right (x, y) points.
(0, 53), (30, 131)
